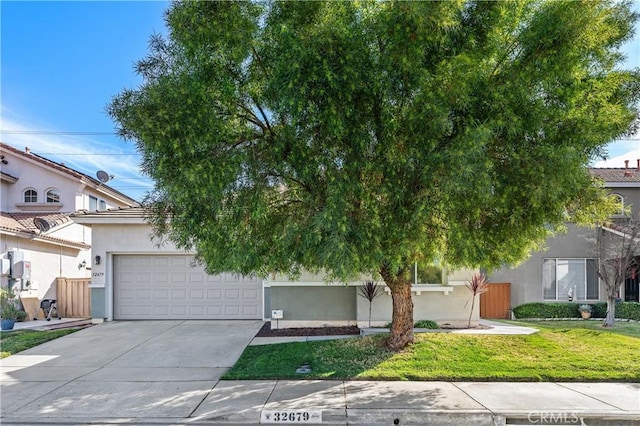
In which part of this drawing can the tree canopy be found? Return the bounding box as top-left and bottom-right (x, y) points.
(109, 0), (639, 349)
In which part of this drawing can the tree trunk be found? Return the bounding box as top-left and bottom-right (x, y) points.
(380, 266), (414, 351)
(604, 295), (616, 327)
(467, 296), (475, 329)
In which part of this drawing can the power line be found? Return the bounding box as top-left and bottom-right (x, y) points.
(34, 153), (141, 156)
(1, 130), (116, 135)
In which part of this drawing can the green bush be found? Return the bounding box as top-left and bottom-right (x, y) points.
(591, 302), (607, 318)
(381, 320), (440, 329)
(616, 302), (640, 321)
(512, 303), (580, 319)
(513, 301), (640, 321)
(414, 319), (438, 329)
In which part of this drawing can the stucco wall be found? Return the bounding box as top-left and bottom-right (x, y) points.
(270, 285), (357, 324)
(0, 233), (89, 299)
(356, 286), (477, 328)
(490, 224), (599, 308)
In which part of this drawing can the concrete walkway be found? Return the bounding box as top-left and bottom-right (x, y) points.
(1, 320), (638, 425)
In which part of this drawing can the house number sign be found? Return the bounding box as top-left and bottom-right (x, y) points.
(261, 410), (322, 424)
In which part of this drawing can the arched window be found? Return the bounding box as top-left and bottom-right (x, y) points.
(46, 188), (61, 203)
(23, 189), (37, 203)
(610, 193), (625, 216)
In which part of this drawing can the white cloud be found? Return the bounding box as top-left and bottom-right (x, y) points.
(1, 110), (153, 201)
(593, 147), (640, 168)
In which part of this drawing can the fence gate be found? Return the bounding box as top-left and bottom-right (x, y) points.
(56, 277), (91, 317)
(480, 283), (511, 319)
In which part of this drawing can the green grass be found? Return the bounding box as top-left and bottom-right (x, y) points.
(504, 319), (640, 338)
(0, 329), (79, 359)
(224, 325), (640, 382)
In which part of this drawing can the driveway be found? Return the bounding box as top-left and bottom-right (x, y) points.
(0, 320), (263, 422)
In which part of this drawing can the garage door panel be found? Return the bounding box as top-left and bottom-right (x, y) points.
(114, 255), (262, 320)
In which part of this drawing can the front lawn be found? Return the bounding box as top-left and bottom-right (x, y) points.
(506, 319), (640, 338)
(224, 325), (640, 382)
(0, 329), (79, 359)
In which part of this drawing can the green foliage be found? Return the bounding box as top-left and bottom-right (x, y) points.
(108, 0), (640, 346)
(513, 303), (580, 319)
(414, 319), (439, 329)
(616, 302), (640, 321)
(513, 302), (640, 321)
(0, 329), (78, 359)
(412, 262), (443, 284)
(0, 288), (27, 320)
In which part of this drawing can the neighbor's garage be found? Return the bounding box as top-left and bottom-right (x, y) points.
(113, 255), (262, 320)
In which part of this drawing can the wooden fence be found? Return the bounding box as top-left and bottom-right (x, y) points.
(480, 282), (511, 319)
(56, 277), (91, 318)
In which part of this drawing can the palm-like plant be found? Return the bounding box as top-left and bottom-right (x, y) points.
(465, 272), (489, 328)
(359, 280), (384, 327)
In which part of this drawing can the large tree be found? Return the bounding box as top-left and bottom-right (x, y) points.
(109, 0), (639, 350)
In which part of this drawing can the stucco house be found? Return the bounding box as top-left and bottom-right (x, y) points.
(72, 207), (478, 327)
(0, 142), (139, 303)
(490, 162), (640, 309)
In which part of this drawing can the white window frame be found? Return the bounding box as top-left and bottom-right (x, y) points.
(45, 188), (61, 203)
(23, 188), (38, 203)
(543, 258), (599, 301)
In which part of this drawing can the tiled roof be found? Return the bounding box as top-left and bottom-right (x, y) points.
(72, 206), (147, 217)
(589, 167), (640, 183)
(0, 142), (141, 205)
(0, 212), (90, 249)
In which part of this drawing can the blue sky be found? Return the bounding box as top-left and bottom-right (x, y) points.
(1, 1), (639, 202)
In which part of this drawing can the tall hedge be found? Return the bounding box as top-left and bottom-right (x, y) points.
(512, 302), (640, 320)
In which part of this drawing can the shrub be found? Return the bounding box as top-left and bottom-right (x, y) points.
(512, 303), (580, 319)
(591, 302), (607, 318)
(414, 319), (438, 329)
(617, 302), (640, 321)
(513, 302), (640, 321)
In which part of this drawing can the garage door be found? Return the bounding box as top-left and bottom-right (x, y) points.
(113, 255), (262, 320)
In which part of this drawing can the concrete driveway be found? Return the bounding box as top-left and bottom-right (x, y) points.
(0, 320), (263, 423)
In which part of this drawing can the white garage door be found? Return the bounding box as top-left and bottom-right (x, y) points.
(113, 255), (262, 320)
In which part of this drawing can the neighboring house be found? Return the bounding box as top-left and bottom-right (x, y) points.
(490, 161), (640, 308)
(73, 207), (478, 327)
(0, 142), (140, 302)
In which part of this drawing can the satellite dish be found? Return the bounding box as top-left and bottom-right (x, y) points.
(33, 217), (52, 233)
(96, 170), (113, 183)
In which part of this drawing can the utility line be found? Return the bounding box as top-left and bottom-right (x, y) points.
(1, 130), (116, 135)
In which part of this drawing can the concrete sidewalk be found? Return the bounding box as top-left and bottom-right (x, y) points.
(2, 380), (638, 425)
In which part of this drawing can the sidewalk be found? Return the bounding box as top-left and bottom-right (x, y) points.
(3, 380), (637, 425)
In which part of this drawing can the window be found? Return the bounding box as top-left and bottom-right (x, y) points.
(89, 195), (98, 211)
(46, 188), (60, 203)
(543, 258), (599, 301)
(411, 261), (442, 285)
(23, 189), (37, 203)
(98, 199), (107, 211)
(610, 194), (625, 216)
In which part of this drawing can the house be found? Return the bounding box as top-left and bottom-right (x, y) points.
(0, 142), (140, 303)
(72, 207), (478, 327)
(490, 161), (640, 309)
